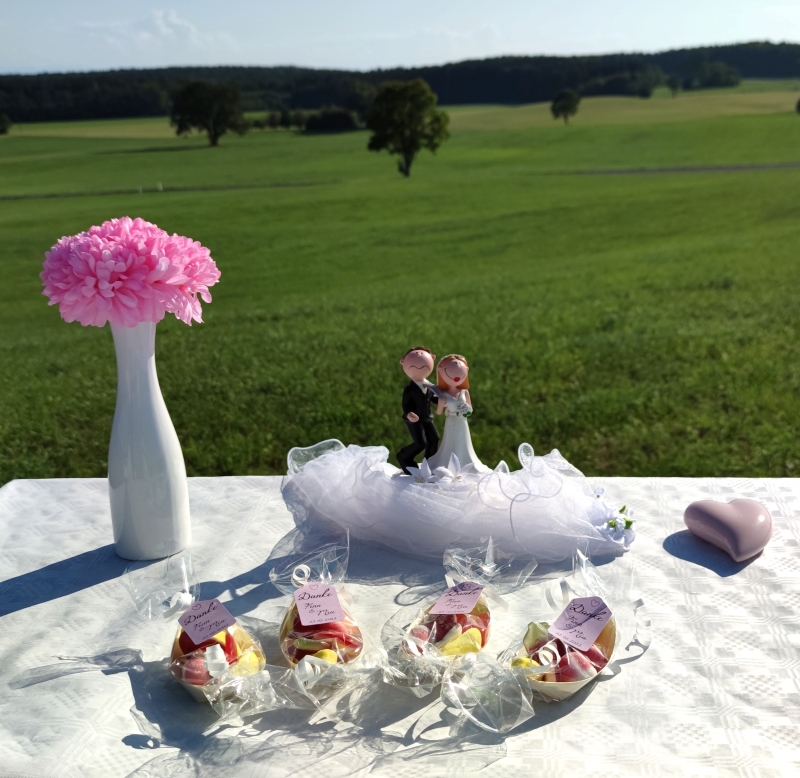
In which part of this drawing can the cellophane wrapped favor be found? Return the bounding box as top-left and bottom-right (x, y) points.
(269, 538), (364, 668)
(267, 537), (381, 721)
(381, 539), (537, 698)
(500, 549), (649, 703)
(122, 552), (268, 709)
(169, 613), (267, 703)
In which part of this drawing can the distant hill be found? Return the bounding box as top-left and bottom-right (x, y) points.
(1, 41), (799, 123)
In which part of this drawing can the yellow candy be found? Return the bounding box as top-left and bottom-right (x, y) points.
(511, 656), (532, 668)
(312, 649), (339, 664)
(439, 627), (483, 656)
(231, 649), (266, 677)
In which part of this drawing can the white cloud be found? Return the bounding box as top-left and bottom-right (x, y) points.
(79, 9), (234, 56)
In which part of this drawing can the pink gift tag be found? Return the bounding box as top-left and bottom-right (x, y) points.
(548, 597), (612, 652)
(429, 582), (484, 615)
(178, 599), (236, 645)
(293, 583), (345, 626)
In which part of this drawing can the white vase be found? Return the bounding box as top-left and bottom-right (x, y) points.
(108, 321), (191, 560)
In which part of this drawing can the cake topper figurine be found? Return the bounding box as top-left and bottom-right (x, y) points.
(397, 346), (441, 474)
(427, 354), (490, 473)
(285, 348), (638, 561)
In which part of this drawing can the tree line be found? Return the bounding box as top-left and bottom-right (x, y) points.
(1, 42), (798, 123)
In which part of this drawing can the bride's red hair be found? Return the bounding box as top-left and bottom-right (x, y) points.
(437, 354), (470, 391)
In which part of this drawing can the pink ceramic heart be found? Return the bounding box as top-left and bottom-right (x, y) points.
(684, 499), (772, 562)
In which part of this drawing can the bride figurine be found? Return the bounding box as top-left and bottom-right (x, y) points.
(427, 355), (490, 474)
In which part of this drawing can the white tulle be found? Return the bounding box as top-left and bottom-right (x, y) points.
(282, 440), (635, 562)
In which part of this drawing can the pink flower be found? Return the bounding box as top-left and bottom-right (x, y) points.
(40, 217), (220, 327)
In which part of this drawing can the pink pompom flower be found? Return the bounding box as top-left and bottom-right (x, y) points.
(41, 217), (220, 328)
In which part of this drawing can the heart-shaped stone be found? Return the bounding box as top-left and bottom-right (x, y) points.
(684, 499), (772, 562)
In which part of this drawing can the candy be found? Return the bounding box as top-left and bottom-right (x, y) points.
(415, 592), (491, 654)
(181, 655), (211, 686)
(439, 627), (482, 656)
(582, 643), (609, 669)
(312, 649), (339, 664)
(178, 628), (239, 664)
(422, 613), (458, 642)
(293, 638), (330, 651)
(556, 651), (598, 682)
(523, 622), (549, 653)
(510, 618), (616, 695)
(170, 622), (266, 697)
(409, 626), (430, 642)
(434, 624), (462, 650)
(279, 602), (363, 667)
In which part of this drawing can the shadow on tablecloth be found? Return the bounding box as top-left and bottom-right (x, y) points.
(0, 544), (128, 618)
(662, 530), (759, 576)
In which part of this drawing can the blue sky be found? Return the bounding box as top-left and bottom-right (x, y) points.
(2, 1), (800, 74)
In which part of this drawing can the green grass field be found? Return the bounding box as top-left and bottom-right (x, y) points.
(3, 82), (800, 484)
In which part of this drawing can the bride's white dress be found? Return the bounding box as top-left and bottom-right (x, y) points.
(427, 390), (490, 474)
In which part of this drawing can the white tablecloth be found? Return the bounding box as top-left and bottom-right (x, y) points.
(0, 476), (798, 777)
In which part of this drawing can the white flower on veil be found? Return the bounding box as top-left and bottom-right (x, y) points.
(407, 454), (481, 485)
(593, 488), (636, 547)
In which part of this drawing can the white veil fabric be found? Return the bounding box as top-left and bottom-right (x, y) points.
(281, 440), (635, 562)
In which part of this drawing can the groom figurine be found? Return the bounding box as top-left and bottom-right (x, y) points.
(397, 346), (441, 474)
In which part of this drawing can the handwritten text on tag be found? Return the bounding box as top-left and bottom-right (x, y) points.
(429, 582), (484, 615)
(293, 583), (345, 626)
(178, 599), (236, 645)
(548, 597), (612, 652)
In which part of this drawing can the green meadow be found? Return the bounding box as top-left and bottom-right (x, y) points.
(3, 81), (800, 484)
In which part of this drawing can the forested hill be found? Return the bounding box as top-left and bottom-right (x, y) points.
(2, 41), (799, 123)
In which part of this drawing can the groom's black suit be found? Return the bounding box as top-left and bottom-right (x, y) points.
(397, 381), (440, 474)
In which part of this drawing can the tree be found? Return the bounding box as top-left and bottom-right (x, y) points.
(666, 75), (681, 97)
(796, 98), (800, 114)
(551, 90), (580, 124)
(695, 60), (740, 88)
(170, 81), (248, 146)
(367, 79), (449, 177)
(267, 111), (280, 130)
(0, 113), (11, 135)
(679, 58), (740, 90)
(305, 108), (359, 132)
(279, 109), (291, 130)
(290, 110), (307, 129)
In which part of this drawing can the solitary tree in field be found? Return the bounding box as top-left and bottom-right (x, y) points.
(0, 113), (11, 135)
(367, 79), (450, 177)
(796, 98), (800, 114)
(551, 90), (581, 124)
(267, 111), (280, 130)
(170, 82), (248, 146)
(666, 75), (681, 97)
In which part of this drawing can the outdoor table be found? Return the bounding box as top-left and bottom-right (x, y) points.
(0, 476), (798, 777)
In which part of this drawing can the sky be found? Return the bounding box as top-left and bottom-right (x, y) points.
(1, 1), (800, 75)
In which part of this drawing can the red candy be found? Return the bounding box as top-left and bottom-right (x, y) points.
(279, 604), (364, 666)
(178, 629), (239, 663)
(556, 651), (597, 682)
(415, 594), (491, 650)
(181, 655), (212, 686)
